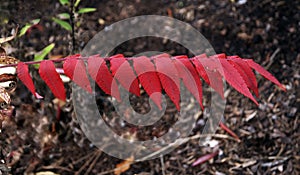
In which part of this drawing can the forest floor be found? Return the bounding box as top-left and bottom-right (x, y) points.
(0, 0), (299, 174)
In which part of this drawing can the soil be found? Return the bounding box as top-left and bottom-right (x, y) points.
(0, 0), (299, 174)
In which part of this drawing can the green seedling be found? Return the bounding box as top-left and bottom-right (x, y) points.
(19, 19), (41, 37)
(53, 0), (96, 30)
(33, 43), (55, 68)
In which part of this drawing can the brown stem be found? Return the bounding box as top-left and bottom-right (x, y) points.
(70, 0), (76, 54)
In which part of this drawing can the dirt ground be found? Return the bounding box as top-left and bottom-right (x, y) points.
(0, 0), (299, 174)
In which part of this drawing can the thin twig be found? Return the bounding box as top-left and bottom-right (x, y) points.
(137, 133), (238, 162)
(160, 155), (166, 175)
(97, 133), (237, 174)
(75, 150), (97, 175)
(70, 0), (76, 54)
(41, 165), (73, 172)
(72, 149), (98, 165)
(84, 150), (102, 175)
(266, 48), (280, 69)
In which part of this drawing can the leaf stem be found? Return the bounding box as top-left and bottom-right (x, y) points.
(0, 56), (199, 68)
(0, 57), (69, 68)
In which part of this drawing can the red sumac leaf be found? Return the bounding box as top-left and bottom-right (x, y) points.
(110, 54), (140, 96)
(154, 55), (180, 110)
(17, 62), (39, 98)
(227, 56), (259, 97)
(191, 57), (210, 85)
(195, 54), (224, 98)
(173, 56), (203, 109)
(64, 54), (81, 59)
(87, 55), (120, 101)
(173, 55), (188, 59)
(133, 56), (162, 109)
(153, 53), (171, 59)
(192, 150), (219, 166)
(219, 122), (240, 142)
(39, 60), (66, 101)
(245, 59), (286, 91)
(63, 56), (92, 93)
(110, 54), (125, 59)
(215, 53), (226, 59)
(218, 58), (258, 105)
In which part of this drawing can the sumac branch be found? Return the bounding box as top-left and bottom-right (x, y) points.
(1, 53), (286, 111)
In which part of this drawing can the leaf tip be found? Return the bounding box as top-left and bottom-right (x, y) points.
(35, 92), (44, 99)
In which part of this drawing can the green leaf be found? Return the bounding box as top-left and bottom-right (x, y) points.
(31, 19), (41, 24)
(18, 19), (40, 37)
(59, 0), (69, 5)
(34, 43), (55, 68)
(76, 21), (81, 27)
(58, 13), (70, 19)
(52, 17), (72, 31)
(74, 0), (81, 7)
(77, 8), (97, 14)
(19, 24), (31, 37)
(30, 19), (41, 25)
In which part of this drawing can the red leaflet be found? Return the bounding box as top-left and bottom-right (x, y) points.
(192, 150), (219, 166)
(195, 55), (224, 98)
(151, 53), (170, 59)
(133, 56), (162, 109)
(17, 62), (41, 98)
(227, 56), (259, 97)
(191, 58), (210, 85)
(63, 57), (92, 93)
(215, 53), (226, 59)
(110, 54), (125, 59)
(87, 55), (120, 101)
(218, 58), (258, 105)
(110, 54), (140, 96)
(173, 56), (203, 109)
(39, 60), (66, 101)
(219, 122), (241, 142)
(64, 54), (81, 59)
(173, 55), (188, 59)
(245, 59), (286, 91)
(154, 55), (180, 110)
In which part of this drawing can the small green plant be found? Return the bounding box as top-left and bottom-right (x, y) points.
(54, 0), (97, 30)
(52, 17), (72, 31)
(18, 0), (97, 54)
(18, 0), (96, 33)
(33, 43), (55, 68)
(18, 19), (41, 37)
